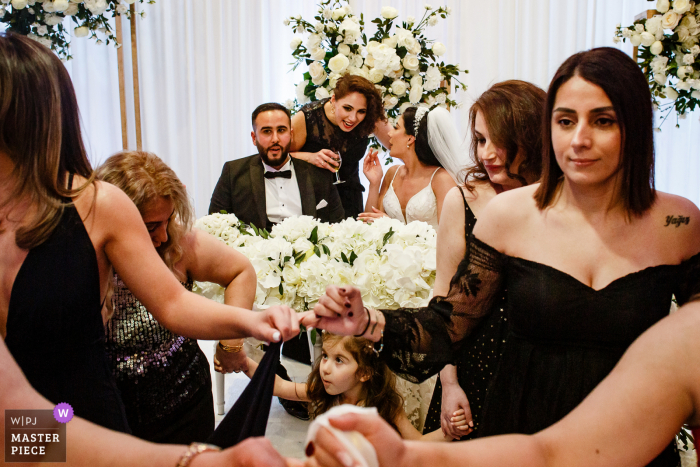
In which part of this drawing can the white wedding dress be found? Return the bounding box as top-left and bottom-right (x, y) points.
(382, 167), (441, 230)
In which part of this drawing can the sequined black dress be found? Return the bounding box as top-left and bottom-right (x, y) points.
(105, 274), (214, 444)
(299, 98), (370, 219)
(422, 190), (508, 439)
(6, 204), (130, 432)
(383, 236), (700, 466)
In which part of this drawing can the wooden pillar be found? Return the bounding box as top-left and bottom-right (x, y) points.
(130, 3), (143, 150)
(116, 14), (128, 150)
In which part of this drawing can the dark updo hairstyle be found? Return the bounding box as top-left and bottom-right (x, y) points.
(464, 80), (546, 191)
(333, 74), (387, 137)
(534, 47), (656, 216)
(402, 106), (442, 167)
(0, 32), (93, 250)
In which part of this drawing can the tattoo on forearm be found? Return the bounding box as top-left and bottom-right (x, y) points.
(665, 215), (690, 227)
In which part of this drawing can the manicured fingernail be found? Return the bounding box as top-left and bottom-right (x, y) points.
(348, 311), (353, 317)
(339, 288), (347, 293)
(344, 303), (352, 308)
(335, 313), (341, 317)
(337, 452), (354, 467)
(272, 331), (281, 342)
(305, 442), (315, 457)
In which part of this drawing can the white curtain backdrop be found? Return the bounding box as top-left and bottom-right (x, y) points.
(54, 0), (699, 215)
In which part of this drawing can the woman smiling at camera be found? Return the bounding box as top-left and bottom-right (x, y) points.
(290, 74), (392, 219)
(307, 47), (700, 467)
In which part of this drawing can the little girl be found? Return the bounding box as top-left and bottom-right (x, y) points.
(245, 332), (466, 440)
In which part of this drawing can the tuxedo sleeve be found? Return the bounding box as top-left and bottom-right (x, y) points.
(326, 182), (345, 223)
(209, 163), (233, 214)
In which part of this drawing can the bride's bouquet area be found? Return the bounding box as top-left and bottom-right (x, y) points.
(285, 0), (467, 127)
(615, 0), (700, 125)
(193, 213), (437, 312)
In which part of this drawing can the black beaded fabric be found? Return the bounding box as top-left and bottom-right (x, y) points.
(105, 274), (212, 439)
(299, 98), (370, 219)
(423, 189), (509, 440)
(382, 236), (700, 466)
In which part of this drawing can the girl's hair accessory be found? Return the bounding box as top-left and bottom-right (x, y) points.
(412, 106), (429, 136)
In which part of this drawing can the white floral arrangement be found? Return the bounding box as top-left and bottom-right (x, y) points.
(284, 0), (467, 132)
(193, 213), (437, 312)
(0, 0), (154, 60)
(615, 0), (700, 126)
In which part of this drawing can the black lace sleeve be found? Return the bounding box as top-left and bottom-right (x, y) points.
(380, 235), (506, 383)
(677, 251), (700, 305)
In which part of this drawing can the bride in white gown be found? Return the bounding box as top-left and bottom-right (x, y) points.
(359, 106), (465, 229)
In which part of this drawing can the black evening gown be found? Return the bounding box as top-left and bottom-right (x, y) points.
(382, 235), (700, 466)
(6, 203), (130, 433)
(299, 98), (370, 219)
(423, 189), (508, 440)
(105, 274), (214, 444)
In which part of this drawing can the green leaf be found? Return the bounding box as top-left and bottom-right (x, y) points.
(219, 210), (228, 214)
(349, 251), (357, 266)
(314, 245), (321, 257)
(322, 244), (331, 256)
(308, 225), (319, 243)
(341, 252), (349, 263)
(279, 283), (284, 295)
(250, 223), (260, 236)
(310, 328), (317, 345)
(283, 255), (291, 263)
(382, 228), (394, 246)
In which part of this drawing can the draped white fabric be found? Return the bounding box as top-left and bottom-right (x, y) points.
(53, 0), (698, 215)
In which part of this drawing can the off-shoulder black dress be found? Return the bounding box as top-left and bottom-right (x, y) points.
(299, 98), (370, 219)
(382, 236), (700, 466)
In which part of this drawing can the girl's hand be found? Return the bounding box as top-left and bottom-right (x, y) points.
(250, 305), (305, 343)
(441, 384), (473, 439)
(362, 149), (383, 186)
(306, 412), (407, 467)
(357, 207), (388, 224)
(214, 341), (249, 374)
(303, 149), (340, 172)
(302, 286), (366, 337)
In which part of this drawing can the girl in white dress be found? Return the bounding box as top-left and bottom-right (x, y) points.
(359, 107), (463, 229)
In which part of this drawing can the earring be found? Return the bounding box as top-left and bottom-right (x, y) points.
(406, 143), (410, 148)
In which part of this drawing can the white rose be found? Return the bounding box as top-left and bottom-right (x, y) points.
(283, 99), (295, 110)
(332, 7), (346, 20)
(635, 23), (646, 33)
(306, 33), (322, 49)
(409, 40), (422, 55)
(11, 0), (27, 8)
(309, 61), (327, 85)
(328, 53), (349, 73)
(282, 265), (301, 285)
(290, 36), (302, 50)
(661, 11), (681, 29)
(383, 95), (399, 109)
(431, 41), (446, 56)
(425, 3), (433, 10)
(74, 26), (89, 37)
(314, 21), (324, 33)
(692, 90), (700, 99)
(677, 79), (693, 90)
(84, 0), (107, 15)
(656, 0), (670, 12)
(436, 93), (447, 104)
(399, 101), (413, 114)
(337, 43), (351, 56)
(296, 80), (310, 104)
(116, 3), (127, 14)
(683, 53), (695, 65)
(406, 15), (415, 24)
(640, 31), (656, 46)
(664, 86), (679, 100)
(645, 16), (663, 36)
(654, 72), (667, 85)
(310, 47), (327, 61)
(428, 16), (438, 26)
(630, 33), (643, 47)
(350, 54), (364, 67)
(409, 84), (423, 104)
(673, 0), (691, 14)
(36, 24), (48, 35)
(63, 3), (77, 15)
(340, 17), (361, 44)
(381, 6), (398, 19)
(323, 8), (332, 19)
(368, 68), (384, 83)
(391, 79), (407, 96)
(382, 34), (398, 48)
(650, 40), (664, 55)
(52, 0), (68, 11)
(283, 18), (290, 26)
(622, 28), (632, 38)
(402, 54), (420, 71)
(692, 45), (700, 56)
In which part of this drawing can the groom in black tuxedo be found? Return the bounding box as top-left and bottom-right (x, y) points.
(208, 102), (344, 229)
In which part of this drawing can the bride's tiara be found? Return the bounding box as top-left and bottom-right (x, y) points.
(412, 106), (429, 136)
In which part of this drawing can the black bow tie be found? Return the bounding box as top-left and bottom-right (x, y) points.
(264, 170), (292, 179)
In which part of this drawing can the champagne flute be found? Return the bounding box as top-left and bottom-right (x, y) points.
(331, 149), (344, 185)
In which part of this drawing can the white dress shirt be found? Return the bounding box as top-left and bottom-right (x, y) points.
(263, 158), (303, 224)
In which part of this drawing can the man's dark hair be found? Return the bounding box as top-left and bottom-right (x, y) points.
(251, 103), (291, 129)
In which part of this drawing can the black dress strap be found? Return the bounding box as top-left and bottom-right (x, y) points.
(458, 187), (478, 240)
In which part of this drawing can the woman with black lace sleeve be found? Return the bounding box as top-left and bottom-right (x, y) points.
(305, 47), (700, 467)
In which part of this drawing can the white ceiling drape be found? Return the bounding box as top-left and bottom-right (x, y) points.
(54, 0), (699, 215)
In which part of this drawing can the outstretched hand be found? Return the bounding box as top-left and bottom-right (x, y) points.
(301, 286), (368, 338)
(357, 207), (388, 224)
(305, 412), (407, 467)
(362, 149), (383, 186)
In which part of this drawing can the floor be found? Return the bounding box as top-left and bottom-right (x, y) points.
(199, 339), (312, 459)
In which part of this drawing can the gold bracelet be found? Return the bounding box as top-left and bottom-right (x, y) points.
(176, 442), (220, 467)
(218, 341), (244, 353)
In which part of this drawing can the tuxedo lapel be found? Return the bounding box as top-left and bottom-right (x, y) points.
(249, 157), (268, 228)
(294, 161), (316, 217)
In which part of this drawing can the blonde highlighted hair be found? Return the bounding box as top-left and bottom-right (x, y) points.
(95, 151), (193, 277)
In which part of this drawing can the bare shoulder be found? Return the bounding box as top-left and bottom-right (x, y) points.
(472, 184), (540, 250)
(432, 167), (455, 185)
(440, 187), (467, 220)
(291, 111), (307, 151)
(650, 191), (700, 257)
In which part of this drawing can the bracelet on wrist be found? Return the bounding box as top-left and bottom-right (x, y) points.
(218, 341), (244, 353)
(354, 307), (371, 337)
(176, 442), (220, 467)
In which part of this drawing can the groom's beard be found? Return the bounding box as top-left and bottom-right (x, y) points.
(258, 141), (291, 169)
